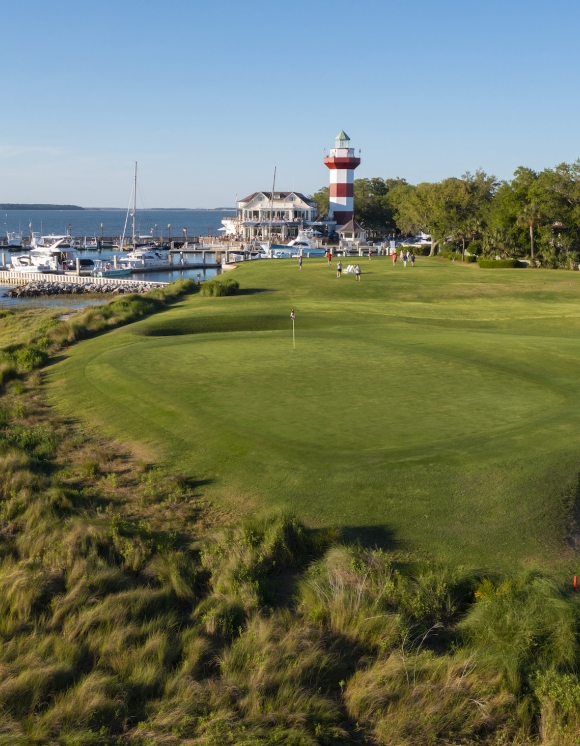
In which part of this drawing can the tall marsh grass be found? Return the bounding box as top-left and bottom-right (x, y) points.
(1, 282), (580, 744)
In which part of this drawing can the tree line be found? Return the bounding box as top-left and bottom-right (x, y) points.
(310, 160), (580, 266)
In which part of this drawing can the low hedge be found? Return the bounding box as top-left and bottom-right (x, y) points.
(441, 252), (477, 263)
(477, 259), (524, 269)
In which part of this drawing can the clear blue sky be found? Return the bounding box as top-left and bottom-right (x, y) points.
(2, 0), (578, 207)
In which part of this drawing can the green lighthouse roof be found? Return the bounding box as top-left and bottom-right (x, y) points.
(335, 130), (350, 141)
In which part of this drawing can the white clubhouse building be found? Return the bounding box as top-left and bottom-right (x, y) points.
(221, 191), (335, 241)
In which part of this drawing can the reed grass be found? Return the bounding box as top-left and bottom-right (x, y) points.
(0, 283), (579, 744)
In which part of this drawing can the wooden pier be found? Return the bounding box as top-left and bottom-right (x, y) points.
(169, 249), (227, 268)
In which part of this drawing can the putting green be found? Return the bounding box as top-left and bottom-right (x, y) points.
(47, 259), (580, 568)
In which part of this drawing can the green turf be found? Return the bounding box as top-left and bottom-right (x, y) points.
(46, 258), (580, 568)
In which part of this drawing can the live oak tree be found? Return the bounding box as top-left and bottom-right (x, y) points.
(309, 186), (329, 218)
(310, 160), (580, 266)
(388, 172), (496, 257)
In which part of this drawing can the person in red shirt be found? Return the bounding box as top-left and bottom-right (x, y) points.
(327, 250), (332, 264)
(392, 252), (397, 265)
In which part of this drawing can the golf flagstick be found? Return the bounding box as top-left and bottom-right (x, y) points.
(290, 309), (295, 349)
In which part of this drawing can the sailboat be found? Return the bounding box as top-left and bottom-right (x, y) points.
(117, 163), (170, 270)
(259, 167), (290, 258)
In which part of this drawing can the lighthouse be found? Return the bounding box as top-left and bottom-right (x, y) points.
(323, 131), (361, 226)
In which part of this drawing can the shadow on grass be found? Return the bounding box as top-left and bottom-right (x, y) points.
(236, 287), (273, 295)
(341, 523), (404, 551)
(43, 353), (68, 367)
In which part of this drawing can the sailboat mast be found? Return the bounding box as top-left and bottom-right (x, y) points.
(268, 167), (276, 250)
(132, 162), (137, 250)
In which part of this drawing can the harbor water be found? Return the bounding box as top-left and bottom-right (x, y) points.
(1, 208), (234, 242)
(0, 209), (228, 305)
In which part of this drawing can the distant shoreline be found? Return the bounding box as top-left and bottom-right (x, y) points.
(1, 205), (235, 211)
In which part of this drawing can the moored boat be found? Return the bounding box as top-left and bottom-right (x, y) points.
(6, 231), (23, 249)
(91, 260), (131, 278)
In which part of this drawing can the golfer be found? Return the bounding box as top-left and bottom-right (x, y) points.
(392, 252), (397, 266)
(298, 255), (303, 270)
(403, 252), (408, 268)
(327, 250), (332, 265)
(411, 253), (416, 267)
(368, 248), (372, 260)
(337, 260), (342, 277)
(355, 264), (361, 281)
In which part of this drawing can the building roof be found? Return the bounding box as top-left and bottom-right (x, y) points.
(338, 219), (364, 233)
(335, 130), (350, 141)
(238, 191), (315, 206)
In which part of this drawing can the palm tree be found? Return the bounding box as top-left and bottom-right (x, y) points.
(516, 203), (544, 259)
(483, 227), (514, 259)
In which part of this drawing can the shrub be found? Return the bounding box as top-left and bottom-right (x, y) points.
(1, 424), (58, 460)
(534, 668), (580, 743)
(81, 460), (100, 479)
(465, 254), (477, 262)
(477, 258), (524, 268)
(201, 276), (239, 297)
(12, 346), (48, 371)
(467, 239), (483, 256)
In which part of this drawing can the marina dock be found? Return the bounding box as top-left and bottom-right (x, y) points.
(0, 271), (169, 287)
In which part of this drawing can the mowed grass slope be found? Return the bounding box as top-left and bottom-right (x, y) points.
(47, 258), (580, 568)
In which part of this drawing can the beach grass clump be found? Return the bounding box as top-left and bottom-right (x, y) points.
(460, 574), (579, 681)
(345, 650), (518, 745)
(200, 513), (317, 609)
(40, 278), (198, 349)
(200, 275), (239, 296)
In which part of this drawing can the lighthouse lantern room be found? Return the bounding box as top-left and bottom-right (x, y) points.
(323, 131), (361, 227)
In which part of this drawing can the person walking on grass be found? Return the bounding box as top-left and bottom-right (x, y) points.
(368, 248), (372, 261)
(403, 252), (407, 268)
(327, 250), (332, 265)
(298, 255), (303, 270)
(392, 252), (397, 266)
(411, 253), (415, 267)
(337, 260), (342, 277)
(355, 264), (361, 281)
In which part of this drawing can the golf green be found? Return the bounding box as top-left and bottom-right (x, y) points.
(47, 258), (580, 568)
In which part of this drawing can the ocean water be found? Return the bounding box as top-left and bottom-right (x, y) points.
(1, 209), (235, 240)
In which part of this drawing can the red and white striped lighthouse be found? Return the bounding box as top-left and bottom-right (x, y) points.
(323, 131), (361, 226)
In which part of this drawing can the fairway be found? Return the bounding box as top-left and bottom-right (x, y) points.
(47, 259), (580, 568)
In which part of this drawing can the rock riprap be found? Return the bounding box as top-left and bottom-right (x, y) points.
(5, 281), (165, 298)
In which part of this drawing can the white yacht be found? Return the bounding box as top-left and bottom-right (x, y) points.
(11, 250), (54, 273)
(32, 234), (79, 250)
(11, 241), (82, 273)
(118, 247), (170, 270)
(269, 232), (325, 258)
(6, 231), (23, 248)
